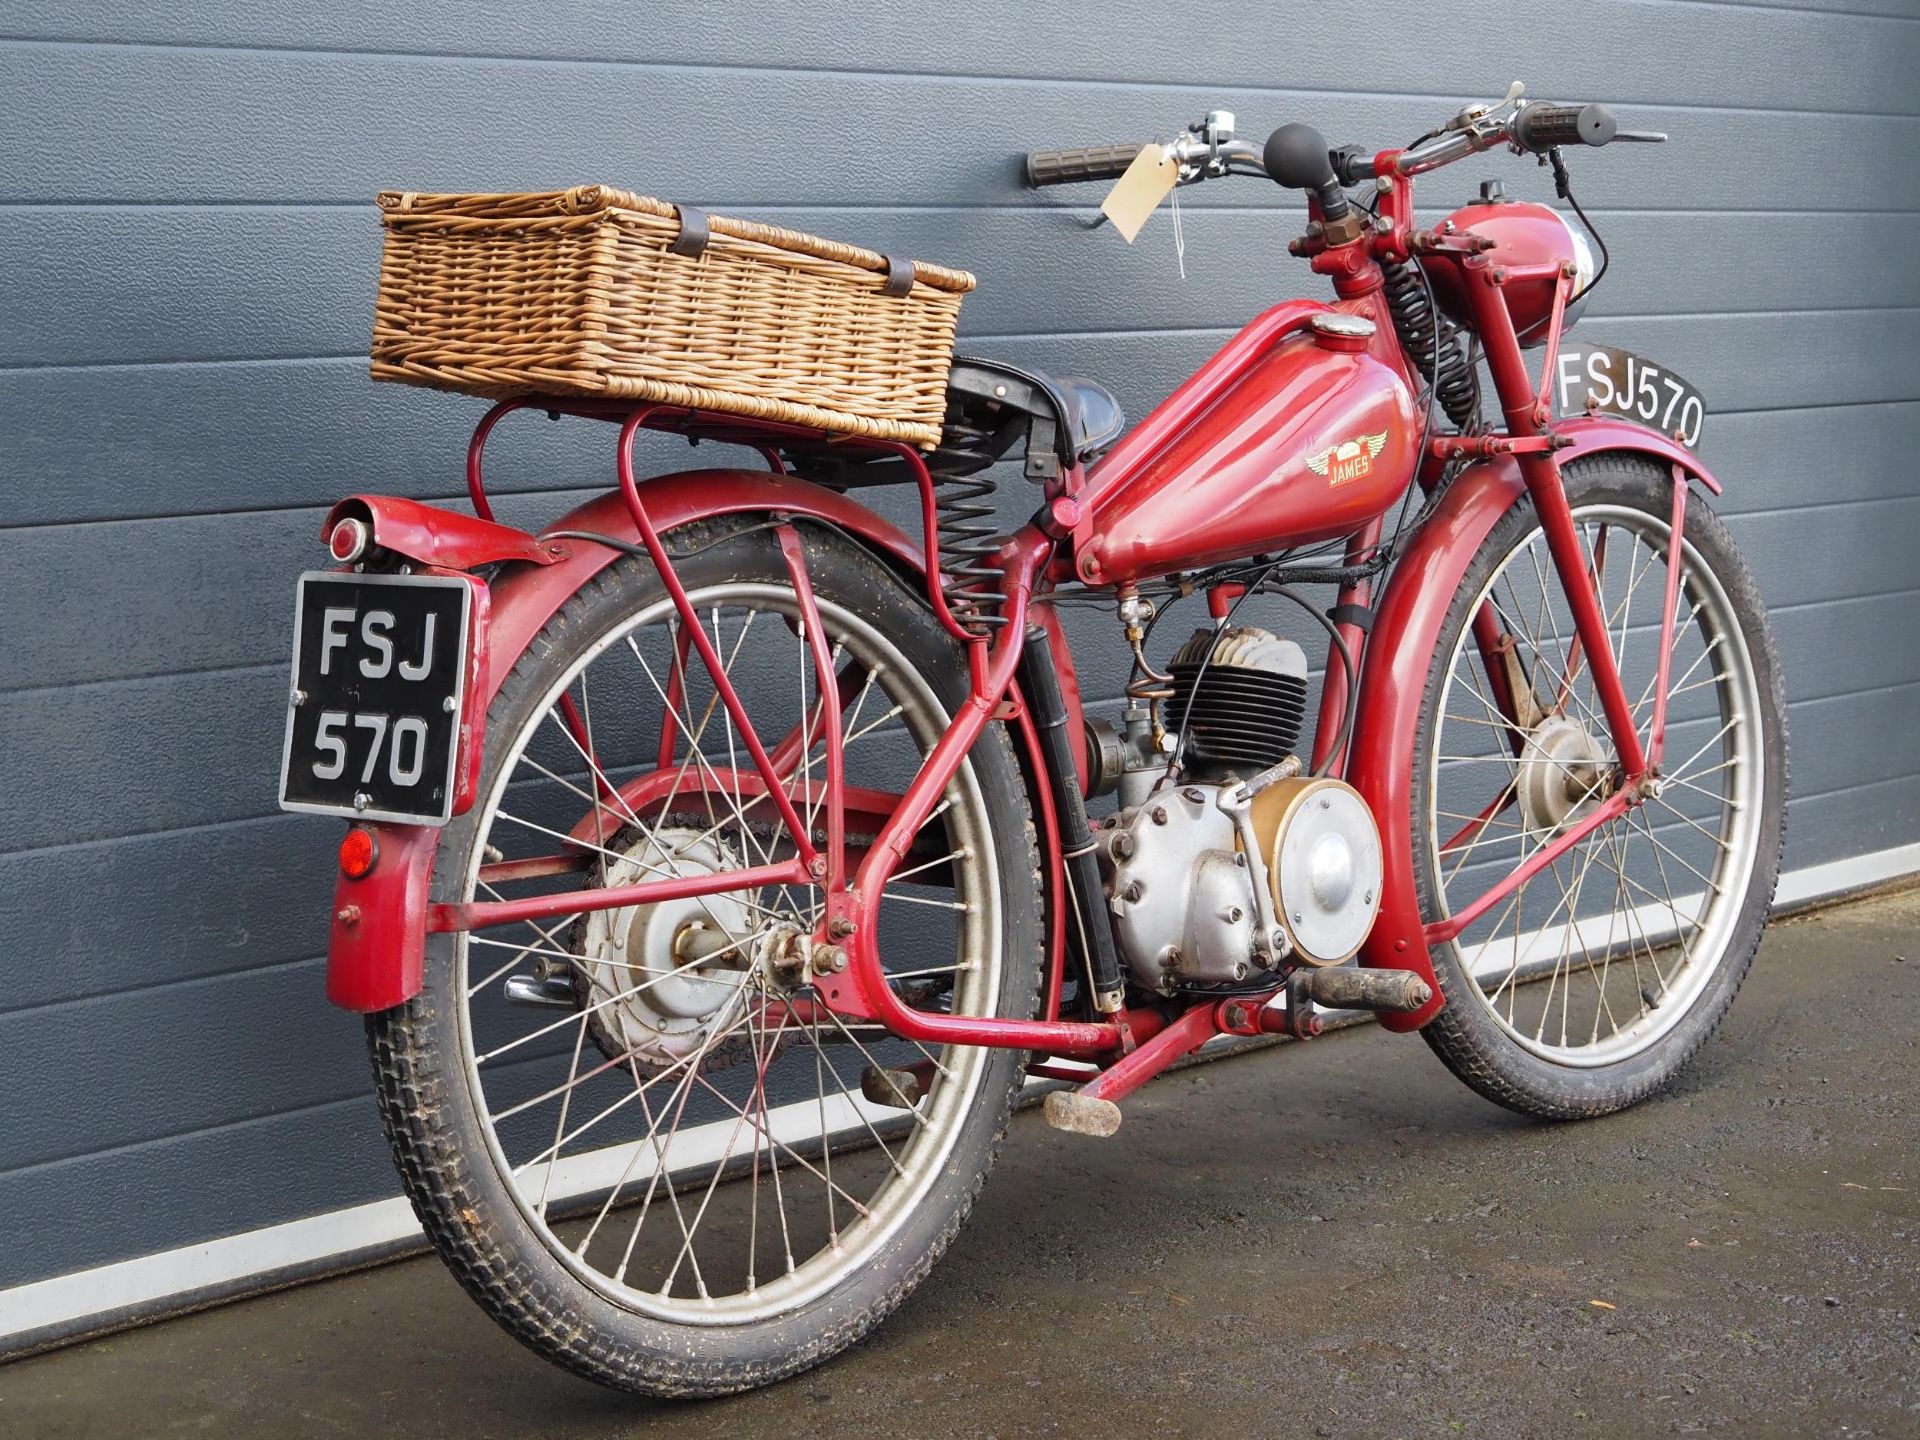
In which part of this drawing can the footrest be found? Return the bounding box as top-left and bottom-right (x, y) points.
(1043, 1090), (1122, 1137)
(1293, 966), (1433, 1013)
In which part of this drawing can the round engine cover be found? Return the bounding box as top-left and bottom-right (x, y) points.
(1249, 777), (1383, 965)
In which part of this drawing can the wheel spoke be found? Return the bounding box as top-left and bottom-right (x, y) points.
(791, 1011), (912, 1174)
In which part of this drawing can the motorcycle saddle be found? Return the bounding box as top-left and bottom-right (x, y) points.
(945, 356), (1127, 477)
(798, 356), (1126, 488)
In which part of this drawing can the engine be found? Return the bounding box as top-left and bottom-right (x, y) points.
(1093, 624), (1384, 994)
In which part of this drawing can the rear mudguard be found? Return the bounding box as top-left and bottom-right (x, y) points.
(326, 468), (947, 1012)
(1348, 417), (1723, 1030)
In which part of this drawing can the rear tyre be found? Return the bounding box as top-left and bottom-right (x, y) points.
(366, 519), (1042, 1395)
(1411, 455), (1787, 1119)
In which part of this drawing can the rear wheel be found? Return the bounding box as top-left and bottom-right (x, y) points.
(1412, 455), (1787, 1118)
(367, 519), (1042, 1395)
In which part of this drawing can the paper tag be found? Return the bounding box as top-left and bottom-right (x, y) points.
(1100, 145), (1180, 243)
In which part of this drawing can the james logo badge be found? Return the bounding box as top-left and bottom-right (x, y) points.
(1305, 432), (1389, 487)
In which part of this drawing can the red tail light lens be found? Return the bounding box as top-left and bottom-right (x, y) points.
(329, 517), (370, 562)
(339, 826), (379, 879)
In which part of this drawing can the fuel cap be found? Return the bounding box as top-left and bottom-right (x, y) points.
(1308, 312), (1375, 351)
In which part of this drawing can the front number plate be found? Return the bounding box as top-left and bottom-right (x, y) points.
(279, 572), (473, 825)
(1553, 344), (1706, 449)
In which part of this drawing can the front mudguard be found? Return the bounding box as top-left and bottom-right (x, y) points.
(324, 468), (932, 1013)
(1347, 418), (1722, 1031)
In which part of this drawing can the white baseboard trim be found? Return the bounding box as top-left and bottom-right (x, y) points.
(4, 838), (1916, 1359)
(1773, 840), (1920, 908)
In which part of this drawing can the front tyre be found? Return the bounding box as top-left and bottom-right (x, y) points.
(367, 519), (1042, 1395)
(1412, 454), (1787, 1119)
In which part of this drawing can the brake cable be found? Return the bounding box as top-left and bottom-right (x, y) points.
(1548, 148), (1610, 302)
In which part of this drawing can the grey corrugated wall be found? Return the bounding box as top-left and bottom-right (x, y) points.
(2, 1), (1917, 1303)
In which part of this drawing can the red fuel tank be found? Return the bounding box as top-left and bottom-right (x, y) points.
(1073, 318), (1418, 586)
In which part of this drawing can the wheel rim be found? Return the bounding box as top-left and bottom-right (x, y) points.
(453, 580), (1003, 1324)
(1426, 503), (1765, 1067)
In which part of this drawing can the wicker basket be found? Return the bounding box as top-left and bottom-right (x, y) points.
(370, 185), (977, 448)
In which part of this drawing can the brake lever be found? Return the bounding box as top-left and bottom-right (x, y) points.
(1613, 129), (1669, 143)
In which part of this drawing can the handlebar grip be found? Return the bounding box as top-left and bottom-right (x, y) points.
(1025, 143), (1150, 187)
(1512, 102), (1618, 153)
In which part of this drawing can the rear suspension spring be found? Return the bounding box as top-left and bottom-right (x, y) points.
(1382, 257), (1478, 430)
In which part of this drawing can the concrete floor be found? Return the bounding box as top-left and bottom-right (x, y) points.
(3, 887), (1916, 1439)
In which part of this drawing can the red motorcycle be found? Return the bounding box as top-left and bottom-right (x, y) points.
(281, 88), (1785, 1394)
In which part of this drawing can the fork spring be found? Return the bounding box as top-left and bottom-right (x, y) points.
(1382, 256), (1478, 429)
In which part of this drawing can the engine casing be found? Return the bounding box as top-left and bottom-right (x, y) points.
(1097, 784), (1266, 992)
(1096, 772), (1387, 992)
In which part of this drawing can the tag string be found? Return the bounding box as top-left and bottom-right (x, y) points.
(1170, 182), (1187, 282)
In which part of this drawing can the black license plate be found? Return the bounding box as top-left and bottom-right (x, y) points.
(279, 572), (473, 825)
(1552, 344), (1706, 448)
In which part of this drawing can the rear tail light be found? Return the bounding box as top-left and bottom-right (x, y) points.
(339, 826), (379, 879)
(329, 517), (370, 562)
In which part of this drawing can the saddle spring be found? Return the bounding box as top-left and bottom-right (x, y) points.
(935, 471), (1007, 635)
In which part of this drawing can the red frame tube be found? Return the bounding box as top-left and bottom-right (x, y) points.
(806, 529), (1128, 1056)
(654, 622), (694, 771)
(1421, 791), (1632, 945)
(776, 522), (847, 892)
(1076, 1003), (1221, 1104)
(445, 407), (1128, 1055)
(611, 411), (819, 865)
(432, 857), (811, 933)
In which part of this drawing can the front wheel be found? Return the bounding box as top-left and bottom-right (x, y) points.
(1412, 454), (1787, 1119)
(366, 518), (1042, 1395)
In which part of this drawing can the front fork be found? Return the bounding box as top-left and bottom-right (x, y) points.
(1522, 452), (1654, 779)
(1463, 254), (1690, 777)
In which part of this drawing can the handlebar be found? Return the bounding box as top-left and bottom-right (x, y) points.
(1397, 97), (1662, 176)
(1028, 132), (1270, 188)
(1024, 92), (1664, 193)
